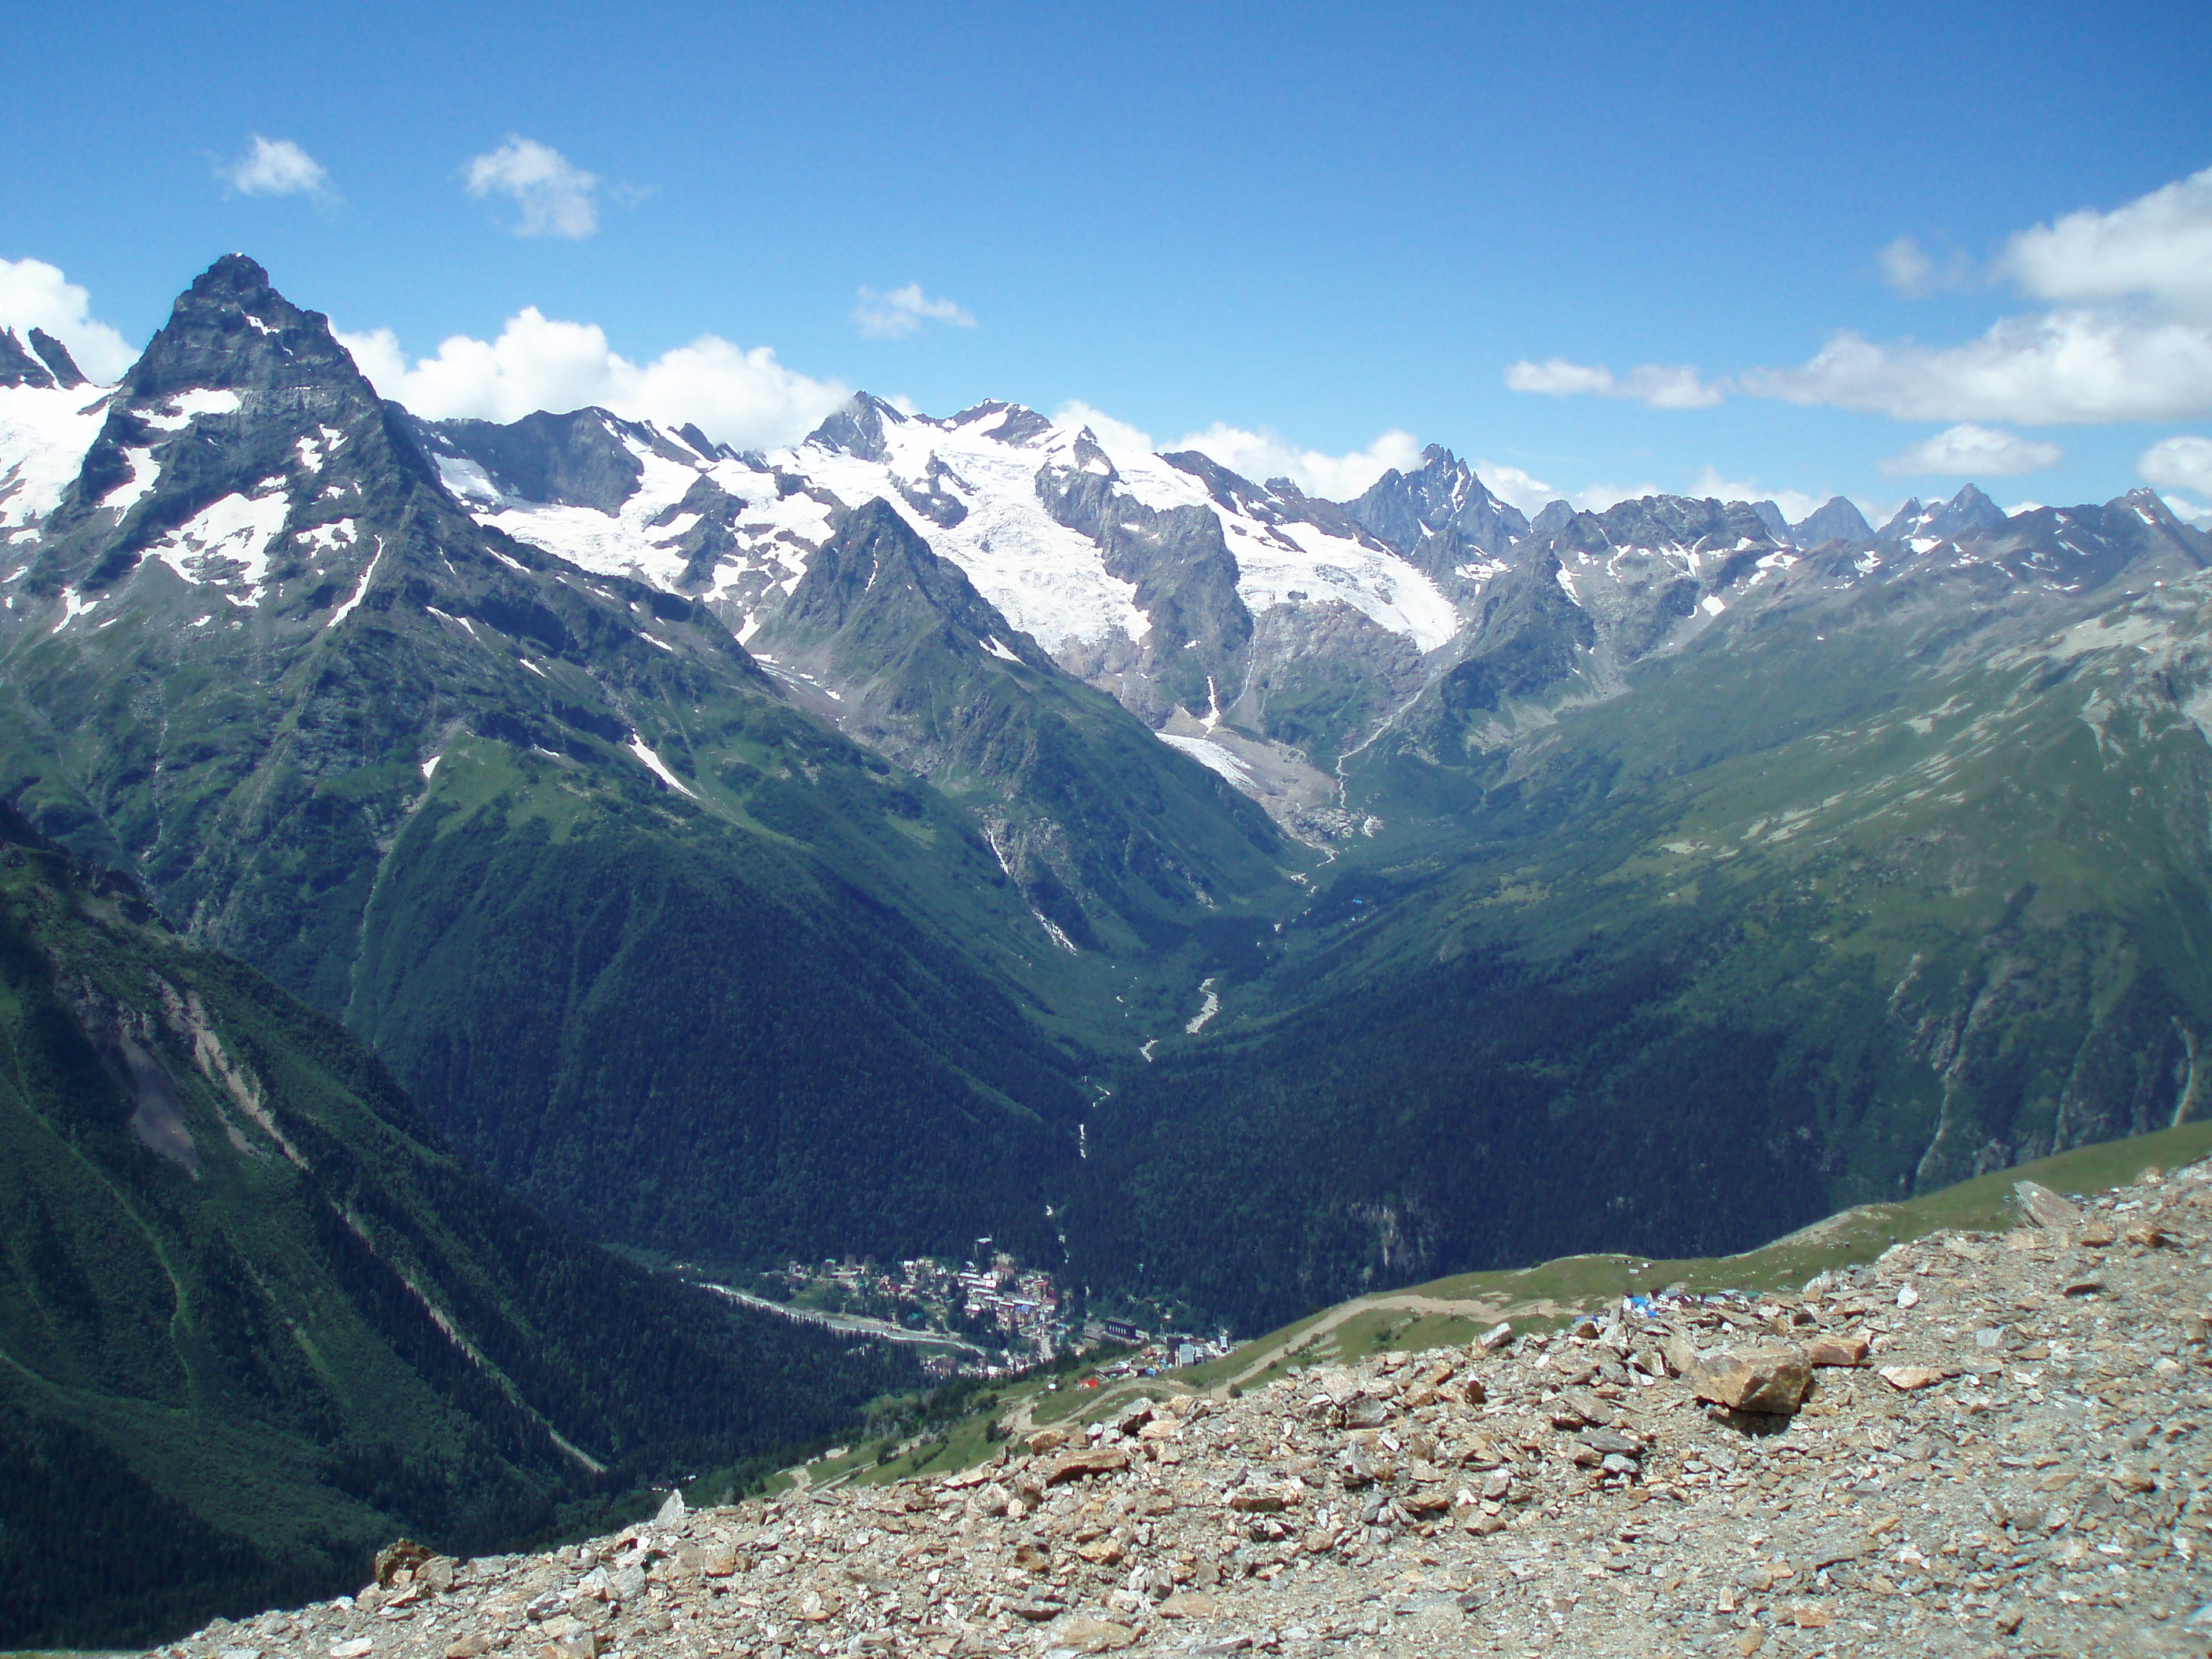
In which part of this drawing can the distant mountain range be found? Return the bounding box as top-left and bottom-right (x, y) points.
(5, 255), (2210, 1516)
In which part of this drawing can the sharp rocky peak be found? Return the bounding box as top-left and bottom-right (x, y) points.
(804, 392), (910, 462)
(126, 253), (370, 405)
(1880, 482), (2007, 545)
(1346, 446), (1528, 559)
(1789, 495), (1876, 548)
(0, 326), (88, 390)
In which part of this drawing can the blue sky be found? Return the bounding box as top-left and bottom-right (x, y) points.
(6, 1), (2211, 522)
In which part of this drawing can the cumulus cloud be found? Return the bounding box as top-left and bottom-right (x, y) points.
(1746, 167), (2212, 425)
(465, 137), (599, 239)
(2002, 165), (2212, 317)
(1685, 467), (1829, 524)
(853, 284), (977, 339)
(1877, 236), (1973, 298)
(1503, 357), (1725, 409)
(1469, 461), (1563, 517)
(1743, 307), (2212, 425)
(1467, 460), (1659, 518)
(0, 257), (136, 381)
(334, 308), (850, 451)
(1170, 423), (1425, 498)
(1879, 423), (2063, 478)
(2141, 434), (2212, 497)
(218, 135), (335, 201)
(1051, 400), (1157, 453)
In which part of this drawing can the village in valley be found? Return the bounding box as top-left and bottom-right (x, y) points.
(715, 1239), (1230, 1379)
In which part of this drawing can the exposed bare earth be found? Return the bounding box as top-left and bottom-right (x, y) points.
(150, 1162), (2212, 1659)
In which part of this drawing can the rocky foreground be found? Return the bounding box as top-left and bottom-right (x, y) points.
(156, 1164), (2212, 1659)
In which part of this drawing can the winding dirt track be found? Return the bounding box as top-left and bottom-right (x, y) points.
(994, 1287), (1577, 1444)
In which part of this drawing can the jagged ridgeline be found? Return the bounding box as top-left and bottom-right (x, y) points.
(0, 807), (917, 1650)
(0, 255), (1106, 1272)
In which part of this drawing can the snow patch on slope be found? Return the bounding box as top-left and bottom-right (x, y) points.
(143, 484), (291, 601)
(627, 733), (698, 798)
(0, 385), (108, 529)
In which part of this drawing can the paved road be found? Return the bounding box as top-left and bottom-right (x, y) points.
(700, 1284), (986, 1355)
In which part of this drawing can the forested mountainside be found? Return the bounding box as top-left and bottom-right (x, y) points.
(5, 253), (2212, 1350)
(0, 805), (914, 1650)
(1069, 498), (2212, 1329)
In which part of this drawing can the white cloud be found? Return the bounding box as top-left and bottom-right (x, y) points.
(334, 308), (850, 451)
(0, 257), (136, 381)
(2002, 164), (2212, 318)
(1051, 400), (1156, 453)
(1742, 308), (2212, 425)
(464, 137), (599, 239)
(218, 135), (335, 201)
(1470, 460), (1661, 518)
(2141, 434), (2212, 497)
(1879, 423), (2063, 478)
(1470, 460), (1559, 517)
(1878, 236), (1972, 298)
(2162, 493), (2212, 529)
(1745, 167), (2212, 425)
(853, 284), (976, 339)
(1685, 467), (1827, 524)
(1170, 423), (1424, 498)
(1503, 357), (1725, 409)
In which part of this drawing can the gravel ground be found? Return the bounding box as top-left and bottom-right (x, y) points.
(151, 1161), (2212, 1659)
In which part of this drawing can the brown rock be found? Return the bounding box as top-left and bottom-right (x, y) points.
(1077, 1536), (1124, 1565)
(1027, 1428), (1072, 1455)
(1046, 1447), (1130, 1485)
(1345, 1397), (1390, 1429)
(1690, 1348), (1811, 1414)
(2015, 1180), (2082, 1229)
(2078, 1221), (2115, 1247)
(2125, 1221), (2170, 1248)
(375, 1539), (434, 1587)
(1877, 1365), (1949, 1392)
(1046, 1613), (1137, 1652)
(1159, 1591), (1221, 1618)
(444, 1635), (489, 1659)
(1805, 1335), (1870, 1368)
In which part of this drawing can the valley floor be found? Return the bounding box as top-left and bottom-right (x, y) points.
(142, 1160), (2212, 1659)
